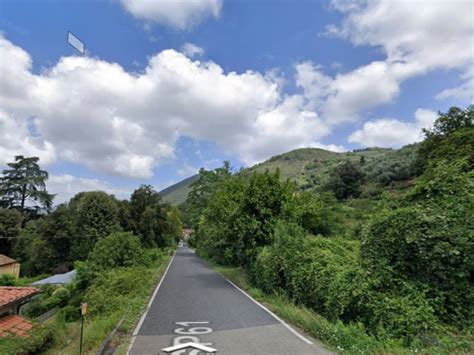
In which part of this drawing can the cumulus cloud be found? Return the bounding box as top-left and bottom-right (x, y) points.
(177, 162), (198, 177)
(0, 35), (328, 177)
(181, 43), (204, 58)
(436, 65), (474, 103)
(297, 0), (474, 123)
(120, 0), (222, 29)
(348, 108), (437, 147)
(0, 111), (56, 167)
(48, 174), (131, 204)
(310, 142), (346, 153)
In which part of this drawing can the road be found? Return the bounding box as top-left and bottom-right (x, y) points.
(128, 246), (333, 355)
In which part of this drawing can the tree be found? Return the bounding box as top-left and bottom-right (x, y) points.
(0, 156), (55, 216)
(87, 232), (144, 270)
(129, 185), (178, 248)
(325, 161), (364, 199)
(69, 191), (121, 260)
(416, 106), (473, 171)
(0, 209), (22, 255)
(187, 162), (232, 228)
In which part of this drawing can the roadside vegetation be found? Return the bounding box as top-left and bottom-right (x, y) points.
(0, 161), (181, 353)
(188, 106), (473, 354)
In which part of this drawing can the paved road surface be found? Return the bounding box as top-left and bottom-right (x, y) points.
(128, 247), (332, 355)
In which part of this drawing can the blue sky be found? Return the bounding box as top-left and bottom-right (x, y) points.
(0, 0), (472, 202)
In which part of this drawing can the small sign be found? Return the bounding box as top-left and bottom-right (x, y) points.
(67, 31), (85, 55)
(81, 303), (88, 315)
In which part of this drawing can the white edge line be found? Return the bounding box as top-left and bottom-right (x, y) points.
(127, 250), (177, 354)
(225, 278), (313, 345)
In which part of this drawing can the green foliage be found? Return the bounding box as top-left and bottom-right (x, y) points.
(325, 161), (364, 199)
(417, 105), (473, 169)
(195, 170), (299, 266)
(0, 208), (22, 255)
(0, 324), (55, 354)
(87, 232), (145, 270)
(13, 221), (58, 276)
(129, 185), (176, 248)
(361, 205), (473, 326)
(363, 144), (420, 186)
(187, 161), (232, 228)
(0, 155), (54, 215)
(0, 274), (16, 286)
(283, 192), (338, 236)
(193, 106), (473, 351)
(70, 191), (121, 260)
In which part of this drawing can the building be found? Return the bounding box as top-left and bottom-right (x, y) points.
(182, 229), (193, 241)
(31, 270), (77, 286)
(0, 255), (20, 280)
(0, 286), (39, 337)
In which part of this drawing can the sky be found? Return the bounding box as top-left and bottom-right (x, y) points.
(0, 0), (473, 203)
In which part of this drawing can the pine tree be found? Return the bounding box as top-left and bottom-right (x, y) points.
(0, 155), (55, 215)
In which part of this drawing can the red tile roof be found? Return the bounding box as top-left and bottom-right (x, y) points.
(0, 287), (40, 308)
(0, 314), (33, 337)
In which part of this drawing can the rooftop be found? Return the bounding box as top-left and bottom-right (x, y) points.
(31, 270), (77, 286)
(0, 314), (33, 337)
(0, 287), (40, 308)
(0, 255), (17, 266)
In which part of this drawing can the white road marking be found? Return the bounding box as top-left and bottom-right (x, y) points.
(225, 278), (314, 345)
(162, 342), (217, 353)
(127, 251), (177, 354)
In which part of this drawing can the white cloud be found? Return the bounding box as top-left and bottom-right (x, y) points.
(297, 0), (474, 123)
(348, 108), (437, 147)
(436, 65), (474, 103)
(0, 110), (56, 167)
(181, 43), (204, 58)
(0, 35), (328, 177)
(176, 162), (198, 177)
(120, 0), (222, 29)
(310, 142), (346, 153)
(48, 174), (131, 204)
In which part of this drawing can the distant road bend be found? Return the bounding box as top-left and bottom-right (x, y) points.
(128, 246), (332, 355)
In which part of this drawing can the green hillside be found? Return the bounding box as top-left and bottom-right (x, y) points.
(161, 145), (419, 205)
(159, 174), (199, 205)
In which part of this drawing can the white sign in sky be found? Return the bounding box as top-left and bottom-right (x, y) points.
(67, 31), (85, 54)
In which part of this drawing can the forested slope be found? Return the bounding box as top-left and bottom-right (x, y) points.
(185, 106), (474, 353)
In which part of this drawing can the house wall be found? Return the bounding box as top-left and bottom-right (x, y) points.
(0, 263), (20, 279)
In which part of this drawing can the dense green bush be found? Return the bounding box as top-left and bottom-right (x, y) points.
(0, 274), (16, 286)
(325, 161), (364, 199)
(87, 232), (145, 270)
(361, 204), (473, 326)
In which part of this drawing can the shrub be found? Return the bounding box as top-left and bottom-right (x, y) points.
(87, 232), (144, 270)
(47, 287), (70, 308)
(325, 161), (364, 199)
(0, 274), (16, 286)
(361, 206), (473, 326)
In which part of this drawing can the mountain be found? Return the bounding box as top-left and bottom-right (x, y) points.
(159, 174), (199, 205)
(159, 145), (418, 205)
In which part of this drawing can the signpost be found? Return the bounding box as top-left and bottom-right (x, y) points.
(80, 303), (87, 355)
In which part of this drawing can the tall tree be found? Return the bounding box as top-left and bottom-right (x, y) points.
(325, 160), (364, 200)
(0, 156), (54, 215)
(187, 161), (232, 228)
(129, 185), (176, 247)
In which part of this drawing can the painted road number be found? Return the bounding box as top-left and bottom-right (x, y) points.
(170, 321), (215, 354)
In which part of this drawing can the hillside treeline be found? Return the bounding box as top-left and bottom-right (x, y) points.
(0, 173), (182, 276)
(188, 106), (473, 351)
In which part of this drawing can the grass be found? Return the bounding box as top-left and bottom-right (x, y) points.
(208, 261), (472, 355)
(48, 253), (173, 355)
(0, 252), (173, 355)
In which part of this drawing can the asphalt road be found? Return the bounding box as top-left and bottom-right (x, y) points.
(128, 246), (332, 355)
